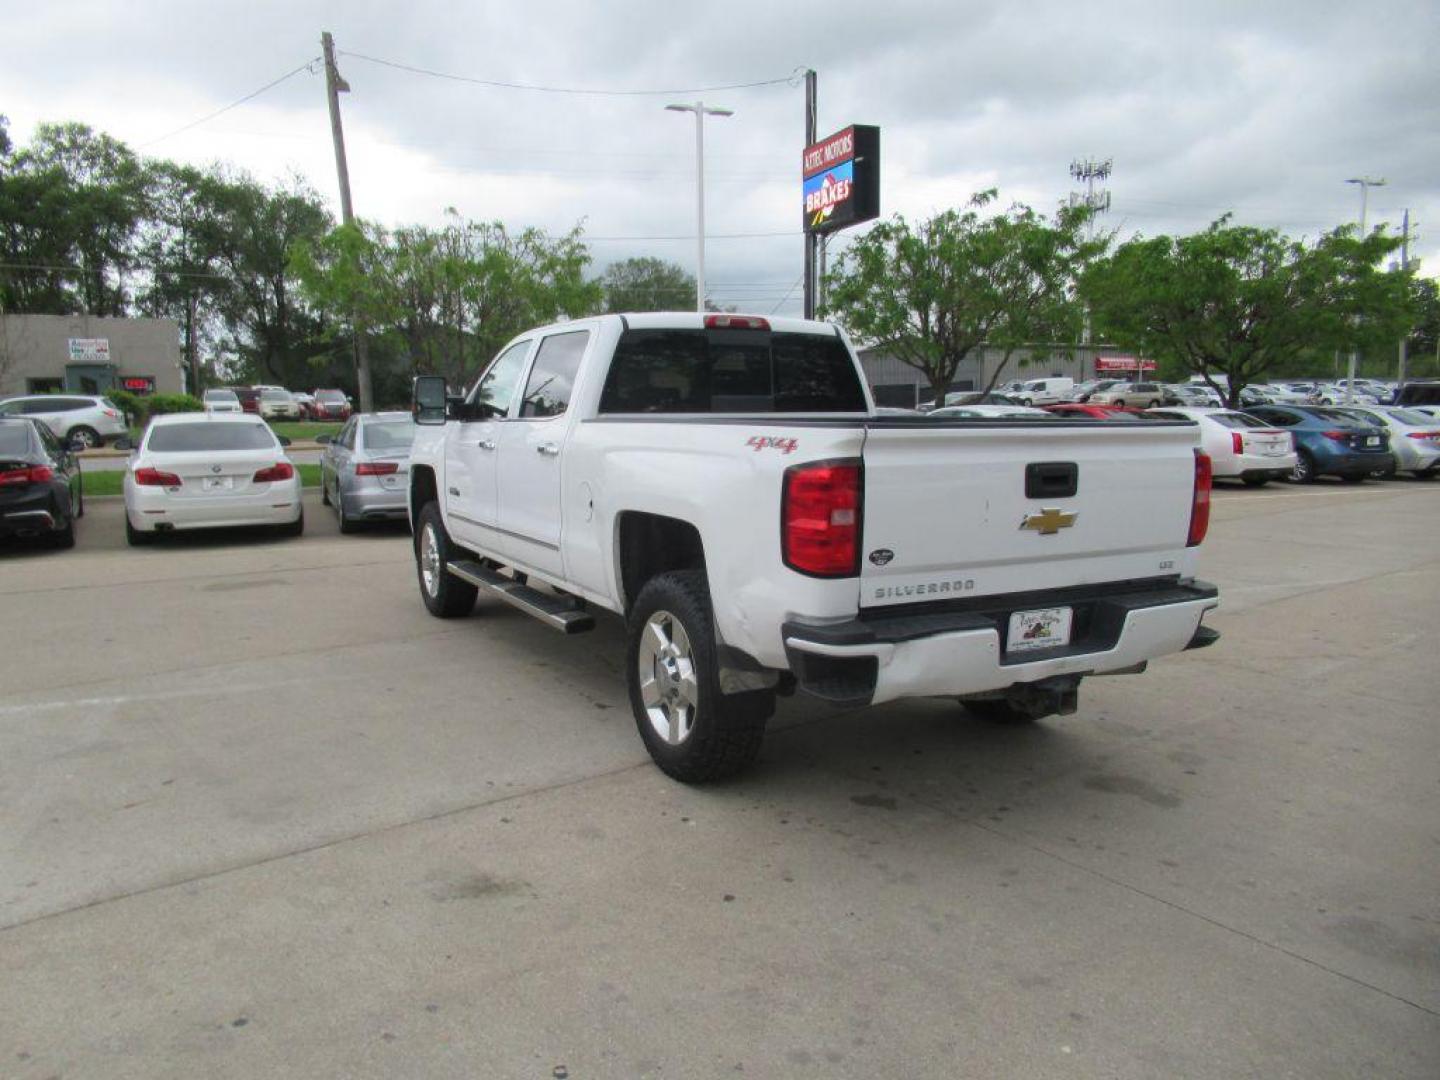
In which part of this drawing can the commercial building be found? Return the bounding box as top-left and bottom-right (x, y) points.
(0, 314), (184, 398)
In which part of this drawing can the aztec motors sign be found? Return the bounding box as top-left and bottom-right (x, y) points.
(802, 125), (880, 235)
(1096, 356), (1158, 373)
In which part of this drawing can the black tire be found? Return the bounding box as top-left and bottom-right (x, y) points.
(414, 502), (477, 618)
(337, 492), (358, 534)
(962, 698), (1033, 724)
(73, 478), (84, 518)
(1147, 399), (1161, 408)
(320, 472), (331, 506)
(1413, 469), (1437, 481)
(1340, 473), (1367, 484)
(1241, 476), (1269, 488)
(627, 569), (773, 782)
(50, 504), (76, 549)
(1289, 450), (1316, 484)
(67, 425), (100, 449)
(277, 509), (305, 537)
(125, 515), (154, 546)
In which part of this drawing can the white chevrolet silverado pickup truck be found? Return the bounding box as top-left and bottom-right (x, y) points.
(407, 312), (1219, 782)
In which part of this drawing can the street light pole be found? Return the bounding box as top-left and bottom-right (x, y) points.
(666, 101), (734, 313)
(1344, 176), (1386, 403)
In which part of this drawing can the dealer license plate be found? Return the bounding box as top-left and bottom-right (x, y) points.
(202, 476), (234, 492)
(1365, 436), (1379, 447)
(1007, 606), (1073, 653)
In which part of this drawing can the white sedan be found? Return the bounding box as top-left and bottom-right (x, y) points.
(123, 413), (303, 545)
(1144, 406), (1297, 486)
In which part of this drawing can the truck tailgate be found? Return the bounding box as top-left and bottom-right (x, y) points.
(858, 420), (1200, 608)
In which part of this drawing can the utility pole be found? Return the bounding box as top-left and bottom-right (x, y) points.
(1397, 208), (1410, 384)
(322, 31), (374, 412)
(186, 291), (200, 395)
(1069, 158), (1112, 380)
(665, 101), (734, 312)
(803, 69), (818, 319)
(1344, 176), (1386, 403)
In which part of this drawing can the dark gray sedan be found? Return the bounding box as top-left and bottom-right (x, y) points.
(318, 412), (417, 533)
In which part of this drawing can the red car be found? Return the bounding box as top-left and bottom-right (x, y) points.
(311, 389), (352, 421)
(230, 387), (263, 415)
(1044, 403), (1144, 419)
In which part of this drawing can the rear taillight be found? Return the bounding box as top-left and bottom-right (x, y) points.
(133, 467), (182, 487)
(103, 408), (119, 418)
(1231, 432), (1244, 455)
(782, 460), (861, 577)
(1187, 450), (1212, 548)
(253, 462), (295, 483)
(1406, 431), (1440, 441)
(355, 461), (399, 476)
(1322, 430), (1352, 442)
(0, 465), (53, 486)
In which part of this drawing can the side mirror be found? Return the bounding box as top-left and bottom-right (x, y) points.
(413, 374), (448, 425)
(316, 434), (332, 445)
(278, 435), (292, 447)
(113, 436), (133, 451)
(68, 437), (88, 452)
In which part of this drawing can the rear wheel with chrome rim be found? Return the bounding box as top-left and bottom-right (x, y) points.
(414, 502), (477, 617)
(626, 569), (772, 782)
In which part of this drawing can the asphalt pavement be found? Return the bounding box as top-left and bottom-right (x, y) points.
(1, 480), (1437, 1078)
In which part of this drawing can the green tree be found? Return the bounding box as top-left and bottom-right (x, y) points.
(1081, 217), (1413, 407)
(1405, 276), (1439, 378)
(292, 212), (601, 390)
(2, 122), (149, 315)
(600, 256), (696, 312)
(822, 191), (1099, 406)
(205, 171), (334, 386)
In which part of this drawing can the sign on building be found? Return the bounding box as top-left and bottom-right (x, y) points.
(802, 125), (880, 235)
(67, 338), (112, 364)
(1096, 356), (1157, 373)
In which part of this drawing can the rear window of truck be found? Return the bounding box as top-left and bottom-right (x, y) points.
(599, 329), (868, 414)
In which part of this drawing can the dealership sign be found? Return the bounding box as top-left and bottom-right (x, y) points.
(67, 338), (111, 364)
(802, 125), (880, 235)
(1096, 356), (1156, 373)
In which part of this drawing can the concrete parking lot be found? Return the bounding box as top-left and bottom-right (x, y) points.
(2, 481), (1438, 1079)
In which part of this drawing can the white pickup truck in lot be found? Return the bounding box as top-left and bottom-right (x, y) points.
(407, 313), (1219, 781)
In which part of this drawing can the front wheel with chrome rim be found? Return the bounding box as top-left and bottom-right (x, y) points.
(626, 569), (773, 782)
(414, 502), (477, 617)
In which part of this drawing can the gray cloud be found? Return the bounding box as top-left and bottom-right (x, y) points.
(2, 0), (1436, 316)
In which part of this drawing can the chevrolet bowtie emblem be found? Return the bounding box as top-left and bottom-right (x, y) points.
(1020, 508), (1078, 535)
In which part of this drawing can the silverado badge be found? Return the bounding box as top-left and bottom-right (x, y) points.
(1020, 508), (1078, 536)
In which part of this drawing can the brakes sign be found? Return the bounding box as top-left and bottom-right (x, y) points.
(801, 125), (880, 235)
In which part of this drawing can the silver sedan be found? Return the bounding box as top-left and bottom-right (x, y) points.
(1335, 406), (1440, 477)
(319, 412), (417, 532)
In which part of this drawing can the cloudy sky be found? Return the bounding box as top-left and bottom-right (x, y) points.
(3, 0), (1437, 316)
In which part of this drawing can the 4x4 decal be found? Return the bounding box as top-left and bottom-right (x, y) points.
(745, 435), (798, 454)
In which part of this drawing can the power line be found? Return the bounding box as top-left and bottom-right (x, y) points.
(340, 50), (802, 97)
(138, 57), (321, 149)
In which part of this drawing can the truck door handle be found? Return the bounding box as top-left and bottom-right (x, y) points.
(536, 443), (560, 457)
(477, 438), (496, 450)
(448, 487), (461, 497)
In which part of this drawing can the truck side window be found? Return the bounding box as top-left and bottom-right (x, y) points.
(471, 341), (531, 417)
(520, 331), (590, 419)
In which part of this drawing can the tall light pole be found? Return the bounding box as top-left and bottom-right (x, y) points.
(1344, 176), (1387, 402)
(666, 101), (733, 313)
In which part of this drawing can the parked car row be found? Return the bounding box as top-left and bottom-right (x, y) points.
(923, 377), (1440, 413)
(202, 386), (353, 421)
(6, 394), (1434, 556)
